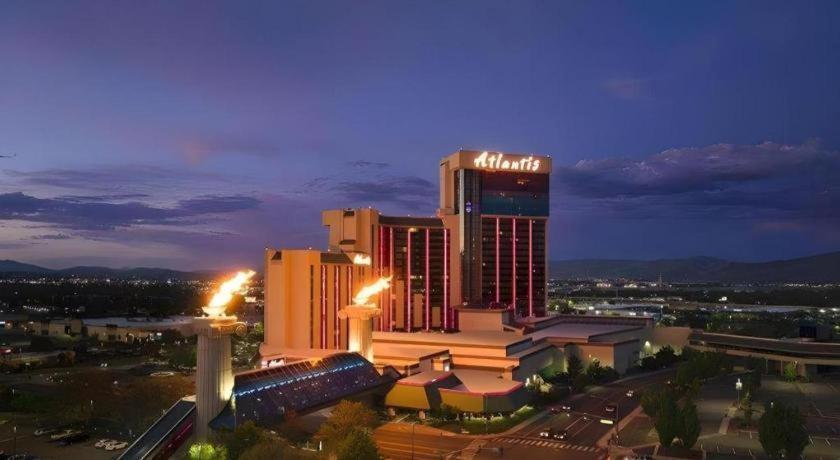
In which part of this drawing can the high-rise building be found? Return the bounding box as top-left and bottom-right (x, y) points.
(263, 150), (551, 352)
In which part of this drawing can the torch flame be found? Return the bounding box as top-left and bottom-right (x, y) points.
(202, 270), (256, 317)
(352, 254), (371, 265)
(353, 276), (391, 306)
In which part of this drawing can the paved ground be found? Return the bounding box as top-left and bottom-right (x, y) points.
(375, 370), (675, 459)
(0, 420), (121, 459)
(615, 372), (840, 460)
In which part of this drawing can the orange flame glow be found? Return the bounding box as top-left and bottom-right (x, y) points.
(202, 270), (256, 317)
(353, 276), (391, 305)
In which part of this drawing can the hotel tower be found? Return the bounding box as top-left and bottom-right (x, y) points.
(263, 150), (551, 352)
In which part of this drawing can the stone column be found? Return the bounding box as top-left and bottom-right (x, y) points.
(192, 316), (243, 440)
(338, 305), (381, 363)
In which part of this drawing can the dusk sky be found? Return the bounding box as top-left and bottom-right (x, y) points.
(1, 1), (839, 270)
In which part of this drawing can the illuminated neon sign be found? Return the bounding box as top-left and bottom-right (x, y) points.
(473, 151), (543, 173)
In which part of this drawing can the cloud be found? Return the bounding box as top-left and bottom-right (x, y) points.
(346, 160), (390, 168)
(179, 136), (281, 163)
(30, 233), (72, 240)
(4, 165), (226, 196)
(0, 192), (261, 230)
(603, 78), (653, 100)
(554, 141), (840, 221)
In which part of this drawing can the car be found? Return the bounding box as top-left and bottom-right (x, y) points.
(625, 390), (634, 397)
(539, 429), (553, 438)
(60, 432), (89, 446)
(555, 430), (569, 440)
(95, 439), (114, 448)
(549, 407), (560, 414)
(50, 429), (77, 441)
(106, 441), (128, 451)
(560, 404), (572, 412)
(34, 428), (58, 436)
(604, 404), (617, 414)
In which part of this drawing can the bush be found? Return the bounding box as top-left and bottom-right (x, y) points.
(654, 392), (680, 447)
(759, 402), (808, 459)
(679, 401), (701, 448)
(334, 428), (380, 460)
(316, 400), (379, 452)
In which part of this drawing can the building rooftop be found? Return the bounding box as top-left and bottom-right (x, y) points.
(373, 330), (530, 348)
(446, 369), (524, 395)
(528, 322), (640, 343)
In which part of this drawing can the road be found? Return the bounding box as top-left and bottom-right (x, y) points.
(375, 370), (674, 459)
(509, 371), (673, 447)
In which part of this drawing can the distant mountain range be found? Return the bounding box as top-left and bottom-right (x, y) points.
(0, 259), (214, 281)
(3, 251), (840, 283)
(549, 251), (840, 283)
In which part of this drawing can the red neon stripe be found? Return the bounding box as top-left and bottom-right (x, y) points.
(320, 265), (327, 348)
(347, 266), (352, 342)
(389, 227), (394, 331)
(334, 266), (339, 349)
(425, 228), (430, 331)
(495, 217), (500, 303)
(528, 219), (533, 317)
(379, 226), (384, 330)
(512, 217), (516, 313)
(407, 229), (412, 332)
(443, 228), (448, 329)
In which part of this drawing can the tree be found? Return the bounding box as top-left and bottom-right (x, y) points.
(215, 421), (268, 460)
(782, 362), (797, 382)
(334, 428), (381, 460)
(654, 346), (677, 367)
(239, 440), (288, 460)
(742, 392), (754, 424)
(316, 400), (379, 452)
(566, 355), (583, 379)
(679, 401), (701, 448)
(758, 403), (809, 459)
(654, 391), (680, 447)
(571, 373), (592, 393)
(640, 390), (660, 418)
(188, 443), (228, 460)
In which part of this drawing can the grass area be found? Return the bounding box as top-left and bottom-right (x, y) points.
(460, 405), (537, 434)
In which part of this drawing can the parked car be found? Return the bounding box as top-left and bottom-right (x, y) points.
(95, 439), (114, 448)
(60, 432), (89, 446)
(106, 441), (128, 451)
(34, 428), (58, 436)
(50, 429), (76, 441)
(556, 430), (569, 440)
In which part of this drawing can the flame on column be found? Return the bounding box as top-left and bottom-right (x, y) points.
(353, 277), (391, 306)
(202, 270), (256, 317)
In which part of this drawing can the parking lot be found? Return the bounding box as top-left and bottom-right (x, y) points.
(0, 421), (123, 460)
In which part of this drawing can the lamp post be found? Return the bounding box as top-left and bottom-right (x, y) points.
(12, 425), (16, 455)
(735, 378), (743, 406)
(410, 421), (416, 460)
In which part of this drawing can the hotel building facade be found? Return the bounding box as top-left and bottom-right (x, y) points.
(264, 150), (552, 351)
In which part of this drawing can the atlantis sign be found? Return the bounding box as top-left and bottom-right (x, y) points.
(472, 151), (546, 173)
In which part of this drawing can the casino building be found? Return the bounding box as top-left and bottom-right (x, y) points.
(263, 150), (552, 352)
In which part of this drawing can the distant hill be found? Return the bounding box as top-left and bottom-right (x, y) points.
(0, 259), (214, 280)
(549, 251), (840, 283)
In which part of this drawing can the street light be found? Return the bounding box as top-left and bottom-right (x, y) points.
(735, 378), (743, 405)
(410, 421), (417, 460)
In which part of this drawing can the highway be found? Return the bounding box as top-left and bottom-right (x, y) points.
(375, 370), (674, 459)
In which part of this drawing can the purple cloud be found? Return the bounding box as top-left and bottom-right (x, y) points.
(0, 192), (261, 230)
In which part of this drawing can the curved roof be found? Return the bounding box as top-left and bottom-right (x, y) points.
(213, 352), (394, 429)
